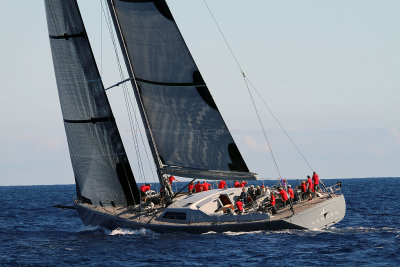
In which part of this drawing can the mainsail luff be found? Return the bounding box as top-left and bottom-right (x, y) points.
(107, 0), (257, 180)
(45, 0), (141, 206)
(106, 0), (173, 197)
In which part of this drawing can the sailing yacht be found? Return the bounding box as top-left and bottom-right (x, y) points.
(44, 0), (345, 233)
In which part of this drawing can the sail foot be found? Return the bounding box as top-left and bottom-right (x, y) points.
(161, 167), (258, 181)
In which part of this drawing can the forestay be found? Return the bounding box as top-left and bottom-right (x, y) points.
(45, 0), (141, 206)
(108, 0), (257, 180)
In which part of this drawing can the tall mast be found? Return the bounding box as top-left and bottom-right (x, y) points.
(106, 0), (172, 199)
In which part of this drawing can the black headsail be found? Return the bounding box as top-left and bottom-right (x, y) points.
(44, 0), (141, 206)
(107, 0), (257, 181)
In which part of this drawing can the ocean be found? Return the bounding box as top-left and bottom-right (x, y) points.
(0, 178), (399, 266)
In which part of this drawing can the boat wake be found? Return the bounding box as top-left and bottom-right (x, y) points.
(108, 227), (158, 236)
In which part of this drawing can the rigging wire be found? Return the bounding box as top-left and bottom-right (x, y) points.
(203, 0), (282, 180)
(203, 0), (318, 178)
(101, 0), (156, 184)
(246, 79), (314, 172)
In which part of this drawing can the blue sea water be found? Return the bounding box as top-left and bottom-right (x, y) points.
(0, 178), (399, 266)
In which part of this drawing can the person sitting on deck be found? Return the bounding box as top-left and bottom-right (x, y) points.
(287, 185), (294, 200)
(248, 185), (256, 200)
(202, 181), (212, 191)
(234, 180), (241, 188)
(239, 187), (250, 204)
(194, 181), (203, 193)
(255, 185), (261, 197)
(240, 181), (248, 187)
(312, 171), (320, 193)
(307, 175), (313, 201)
(218, 180), (228, 189)
(279, 187), (289, 207)
(188, 182), (194, 194)
(235, 199), (244, 215)
(139, 183), (151, 202)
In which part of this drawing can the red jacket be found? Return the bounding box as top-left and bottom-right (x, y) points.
(195, 183), (202, 192)
(140, 185), (150, 192)
(236, 201), (244, 211)
(168, 176), (176, 184)
(218, 180), (227, 189)
(301, 183), (307, 192)
(307, 178), (313, 190)
(270, 195), (276, 206)
(288, 188), (294, 199)
(312, 174), (319, 185)
(240, 181), (248, 187)
(279, 189), (288, 201)
(234, 181), (241, 188)
(202, 182), (211, 191)
(188, 183), (194, 192)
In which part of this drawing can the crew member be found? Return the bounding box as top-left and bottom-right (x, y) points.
(312, 171), (320, 193)
(235, 199), (244, 214)
(268, 192), (276, 214)
(240, 181), (248, 187)
(307, 175), (313, 200)
(139, 183), (151, 202)
(202, 181), (211, 191)
(194, 181), (202, 193)
(301, 181), (307, 200)
(279, 187), (289, 207)
(218, 180), (227, 189)
(188, 182), (194, 194)
(168, 175), (179, 185)
(234, 181), (241, 188)
(288, 185), (294, 199)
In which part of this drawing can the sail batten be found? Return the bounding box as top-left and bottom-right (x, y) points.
(108, 0), (256, 179)
(45, 0), (141, 206)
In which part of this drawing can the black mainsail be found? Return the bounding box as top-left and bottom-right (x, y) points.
(107, 0), (257, 180)
(45, 0), (141, 206)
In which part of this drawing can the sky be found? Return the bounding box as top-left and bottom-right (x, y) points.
(0, 0), (399, 186)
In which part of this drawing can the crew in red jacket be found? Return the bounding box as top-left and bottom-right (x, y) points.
(312, 171), (320, 192)
(279, 187), (289, 206)
(288, 185), (294, 199)
(236, 200), (244, 214)
(194, 181), (202, 193)
(202, 181), (211, 191)
(218, 180), (227, 189)
(307, 175), (313, 200)
(270, 193), (276, 206)
(168, 175), (179, 184)
(234, 181), (241, 188)
(268, 192), (276, 214)
(301, 180), (307, 200)
(140, 184), (151, 202)
(188, 182), (194, 194)
(240, 181), (248, 187)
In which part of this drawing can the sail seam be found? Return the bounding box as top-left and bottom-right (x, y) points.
(135, 77), (206, 87)
(49, 32), (86, 40)
(63, 117), (115, 124)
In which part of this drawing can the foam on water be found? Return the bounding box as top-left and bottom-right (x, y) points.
(108, 227), (158, 236)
